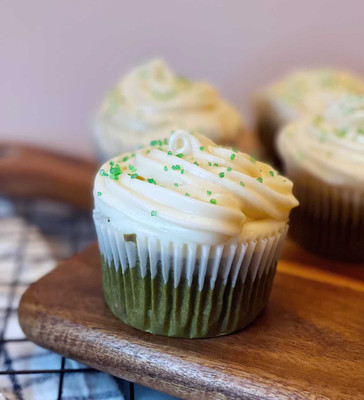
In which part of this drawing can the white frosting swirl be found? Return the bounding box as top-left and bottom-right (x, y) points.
(278, 95), (364, 186)
(94, 130), (298, 245)
(265, 68), (364, 121)
(94, 59), (243, 160)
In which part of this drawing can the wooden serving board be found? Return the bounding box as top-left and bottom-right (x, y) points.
(4, 140), (364, 398)
(0, 142), (97, 210)
(18, 243), (364, 400)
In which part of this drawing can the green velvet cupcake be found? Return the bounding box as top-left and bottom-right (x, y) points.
(93, 58), (244, 163)
(93, 129), (298, 338)
(277, 95), (364, 262)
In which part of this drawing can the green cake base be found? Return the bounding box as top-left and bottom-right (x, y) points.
(289, 205), (364, 262)
(101, 256), (277, 339)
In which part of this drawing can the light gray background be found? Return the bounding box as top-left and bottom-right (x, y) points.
(1, 0), (364, 157)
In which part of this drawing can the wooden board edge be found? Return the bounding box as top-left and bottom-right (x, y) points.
(18, 280), (310, 400)
(278, 261), (364, 292)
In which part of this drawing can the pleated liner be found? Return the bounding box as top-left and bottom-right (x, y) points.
(288, 171), (364, 262)
(94, 211), (288, 338)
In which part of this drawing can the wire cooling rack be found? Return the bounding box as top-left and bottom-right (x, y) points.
(0, 197), (177, 400)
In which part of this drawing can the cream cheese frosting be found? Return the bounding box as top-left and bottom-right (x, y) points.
(94, 59), (243, 160)
(278, 95), (364, 187)
(263, 68), (364, 122)
(94, 130), (298, 244)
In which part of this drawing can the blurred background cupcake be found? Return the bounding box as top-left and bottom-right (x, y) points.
(93, 129), (298, 338)
(277, 95), (364, 262)
(93, 59), (244, 162)
(254, 68), (364, 164)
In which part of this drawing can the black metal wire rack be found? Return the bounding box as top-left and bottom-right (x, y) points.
(0, 197), (176, 400)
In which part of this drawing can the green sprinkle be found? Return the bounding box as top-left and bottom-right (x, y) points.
(130, 173), (138, 179)
(176, 153), (184, 158)
(200, 146), (205, 151)
(131, 153), (135, 157)
(147, 178), (156, 184)
(110, 164), (121, 179)
(230, 153), (235, 160)
(250, 156), (257, 163)
(122, 156), (129, 162)
(128, 164), (137, 172)
(151, 90), (176, 101)
(227, 167), (232, 172)
(314, 115), (323, 126)
(213, 163), (219, 167)
(337, 129), (347, 137)
(318, 136), (327, 143)
(257, 177), (263, 183)
(181, 169), (184, 174)
(109, 161), (114, 166)
(207, 190), (212, 196)
(151, 210), (157, 216)
(164, 166), (168, 172)
(100, 169), (109, 177)
(210, 198), (217, 205)
(185, 193), (190, 197)
(219, 172), (225, 178)
(150, 140), (163, 146)
(167, 151), (172, 155)
(97, 191), (102, 196)
(172, 165), (181, 170)
(146, 150), (151, 154)
(269, 170), (274, 176)
(193, 161), (199, 166)
(174, 183), (179, 187)
(109, 172), (121, 179)
(163, 138), (168, 145)
(240, 181), (245, 187)
(208, 162), (212, 166)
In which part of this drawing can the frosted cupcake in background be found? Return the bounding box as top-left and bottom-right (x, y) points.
(94, 59), (244, 162)
(278, 95), (364, 262)
(254, 68), (364, 163)
(93, 129), (298, 338)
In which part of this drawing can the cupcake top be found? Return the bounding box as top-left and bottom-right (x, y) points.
(278, 95), (364, 187)
(94, 130), (298, 244)
(262, 68), (364, 121)
(94, 59), (243, 159)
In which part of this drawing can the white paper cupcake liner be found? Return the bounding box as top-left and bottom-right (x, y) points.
(285, 168), (364, 261)
(94, 210), (287, 290)
(93, 210), (288, 337)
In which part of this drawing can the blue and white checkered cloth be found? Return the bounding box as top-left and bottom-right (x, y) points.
(0, 198), (177, 400)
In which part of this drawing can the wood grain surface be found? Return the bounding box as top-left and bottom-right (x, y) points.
(0, 143), (97, 210)
(18, 243), (364, 400)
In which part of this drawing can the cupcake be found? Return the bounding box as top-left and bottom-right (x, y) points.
(277, 95), (364, 262)
(254, 68), (364, 163)
(93, 129), (298, 338)
(94, 59), (244, 162)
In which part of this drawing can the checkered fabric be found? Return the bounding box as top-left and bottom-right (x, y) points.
(0, 197), (177, 400)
